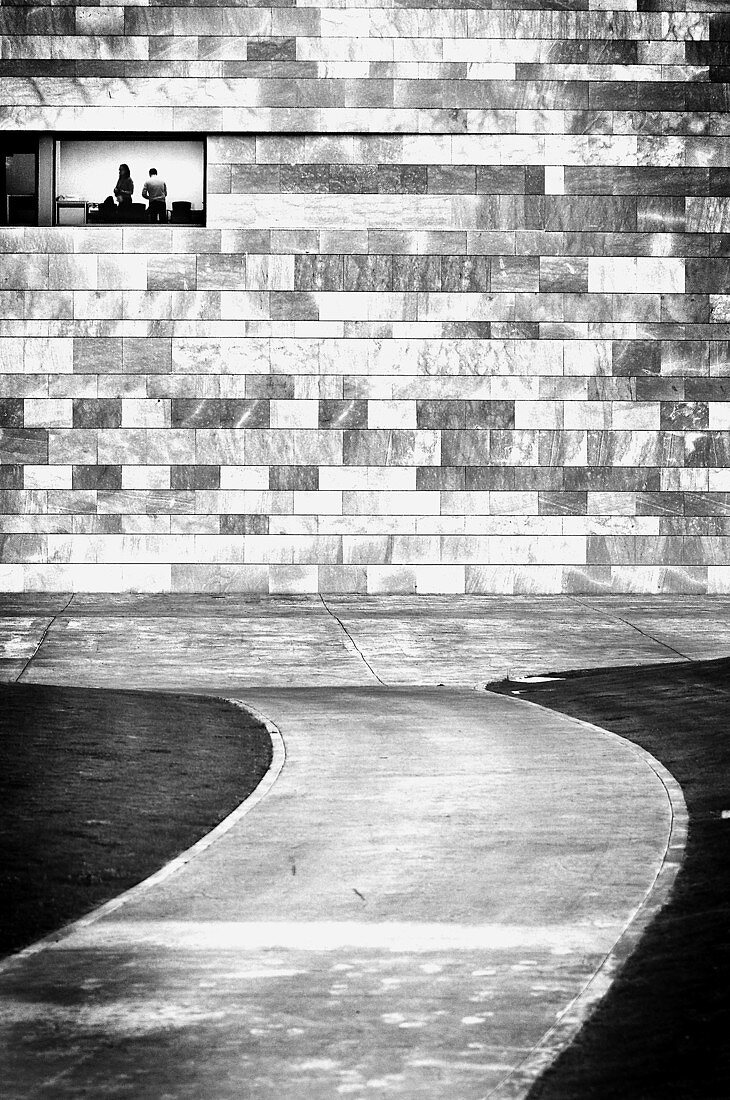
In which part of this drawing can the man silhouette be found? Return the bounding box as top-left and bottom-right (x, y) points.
(141, 168), (167, 223)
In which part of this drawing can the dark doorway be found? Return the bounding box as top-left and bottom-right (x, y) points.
(2, 136), (38, 226)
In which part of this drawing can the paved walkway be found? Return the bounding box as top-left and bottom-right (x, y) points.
(0, 595), (716, 1097)
(1, 593), (729, 688)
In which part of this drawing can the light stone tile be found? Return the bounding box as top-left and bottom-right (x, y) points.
(367, 400), (417, 429)
(219, 465), (268, 490)
(294, 491), (342, 515)
(709, 469), (730, 492)
(708, 403), (730, 431)
(270, 399), (319, 429)
(320, 467), (415, 492)
(122, 467), (170, 491)
(661, 469), (708, 492)
(268, 564), (318, 593)
(563, 401), (611, 430)
(23, 465), (72, 491)
(415, 564), (465, 594)
(121, 399), (170, 429)
(23, 398), (73, 428)
(514, 400), (563, 429)
(612, 402), (660, 431)
(343, 490), (440, 516)
(99, 255), (147, 292)
(367, 564), (417, 594)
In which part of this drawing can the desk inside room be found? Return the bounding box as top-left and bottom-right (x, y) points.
(56, 199), (88, 226)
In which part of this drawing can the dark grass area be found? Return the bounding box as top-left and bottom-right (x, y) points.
(488, 657), (730, 1100)
(0, 683), (272, 959)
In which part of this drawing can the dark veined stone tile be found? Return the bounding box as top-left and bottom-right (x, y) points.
(401, 165), (428, 195)
(344, 256), (393, 293)
(415, 466), (465, 492)
(220, 514), (269, 536)
(294, 254), (343, 292)
(0, 430), (47, 465)
(636, 378), (684, 401)
(685, 379), (730, 402)
(465, 467), (516, 491)
(687, 258), (730, 295)
(517, 468), (564, 491)
(246, 376), (294, 400)
(416, 401), (466, 430)
(0, 399), (23, 429)
(538, 491), (587, 517)
(564, 467), (661, 493)
(0, 7), (74, 33)
(685, 432), (730, 469)
(220, 399), (270, 429)
(171, 465), (220, 491)
(464, 401), (514, 429)
(491, 322), (539, 340)
(441, 322), (491, 339)
(319, 400), (367, 430)
(684, 492), (730, 518)
(525, 166), (545, 195)
(171, 400), (221, 429)
(612, 341), (661, 377)
(441, 255), (490, 293)
(0, 464), (22, 489)
(636, 492), (684, 516)
(269, 466), (318, 491)
(428, 165), (475, 195)
(660, 402), (709, 431)
(491, 257), (539, 293)
(123, 339), (172, 376)
(374, 164), (402, 196)
(545, 197), (637, 233)
(247, 37), (296, 62)
(280, 164), (329, 194)
(329, 164), (378, 195)
(72, 466), (122, 491)
(393, 256), (442, 293)
(660, 295), (710, 325)
(476, 166), (525, 195)
(72, 400), (122, 430)
(270, 292), (319, 321)
(589, 39), (638, 64)
(73, 338), (123, 375)
(540, 257), (588, 294)
(231, 165), (280, 194)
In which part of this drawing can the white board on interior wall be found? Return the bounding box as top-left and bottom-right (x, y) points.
(56, 140), (204, 209)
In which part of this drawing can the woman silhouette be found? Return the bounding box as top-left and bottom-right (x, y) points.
(114, 163), (133, 207)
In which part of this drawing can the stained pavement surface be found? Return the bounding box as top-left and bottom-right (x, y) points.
(0, 687), (679, 1099)
(0, 594), (721, 1097)
(2, 593), (728, 689)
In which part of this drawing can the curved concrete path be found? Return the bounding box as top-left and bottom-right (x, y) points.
(0, 687), (681, 1099)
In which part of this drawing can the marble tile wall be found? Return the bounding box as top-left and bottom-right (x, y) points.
(0, 2), (729, 593)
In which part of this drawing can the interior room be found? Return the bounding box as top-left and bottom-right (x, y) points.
(56, 138), (205, 225)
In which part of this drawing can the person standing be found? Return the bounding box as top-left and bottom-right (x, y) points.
(141, 168), (168, 223)
(113, 163), (133, 207)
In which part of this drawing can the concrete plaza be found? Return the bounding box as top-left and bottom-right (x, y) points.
(0, 595), (725, 1098)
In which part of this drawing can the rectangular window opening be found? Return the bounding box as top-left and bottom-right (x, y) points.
(2, 134), (207, 227)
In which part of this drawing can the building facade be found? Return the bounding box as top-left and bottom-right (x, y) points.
(1, 2), (729, 594)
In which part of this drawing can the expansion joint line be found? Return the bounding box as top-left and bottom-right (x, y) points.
(319, 594), (387, 686)
(15, 593), (75, 683)
(567, 594), (691, 662)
